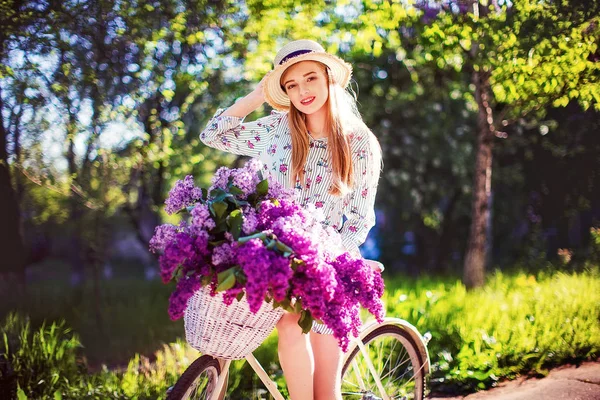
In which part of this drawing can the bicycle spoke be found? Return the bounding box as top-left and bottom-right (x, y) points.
(352, 357), (367, 389)
(341, 326), (426, 400)
(379, 336), (399, 379)
(181, 366), (216, 399)
(380, 355), (412, 382)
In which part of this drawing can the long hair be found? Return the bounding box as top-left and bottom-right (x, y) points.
(286, 62), (377, 196)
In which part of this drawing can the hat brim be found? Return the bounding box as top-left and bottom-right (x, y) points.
(263, 52), (353, 111)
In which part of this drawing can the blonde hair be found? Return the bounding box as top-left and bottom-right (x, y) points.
(284, 62), (377, 196)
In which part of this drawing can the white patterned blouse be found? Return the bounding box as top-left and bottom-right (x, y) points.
(199, 108), (381, 257)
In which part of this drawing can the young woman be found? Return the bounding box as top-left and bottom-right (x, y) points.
(200, 39), (382, 400)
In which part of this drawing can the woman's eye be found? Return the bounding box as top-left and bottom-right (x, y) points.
(287, 84), (296, 90)
(307, 76), (316, 82)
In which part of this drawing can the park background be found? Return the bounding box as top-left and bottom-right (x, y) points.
(1, 0), (599, 398)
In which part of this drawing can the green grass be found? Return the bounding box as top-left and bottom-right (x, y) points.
(384, 267), (600, 393)
(1, 260), (182, 368)
(2, 263), (599, 398)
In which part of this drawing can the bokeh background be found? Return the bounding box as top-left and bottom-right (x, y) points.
(1, 0), (599, 399)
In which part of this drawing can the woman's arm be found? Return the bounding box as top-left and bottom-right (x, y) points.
(200, 77), (283, 158)
(221, 78), (265, 118)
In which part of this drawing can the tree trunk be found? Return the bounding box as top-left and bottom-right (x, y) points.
(0, 86), (26, 283)
(66, 112), (85, 286)
(463, 69), (494, 289)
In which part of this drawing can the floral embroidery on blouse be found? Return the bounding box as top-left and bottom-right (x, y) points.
(199, 107), (381, 257)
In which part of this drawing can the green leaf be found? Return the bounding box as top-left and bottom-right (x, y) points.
(210, 188), (227, 199)
(216, 268), (236, 292)
(294, 298), (303, 314)
(275, 240), (293, 255)
(247, 193), (258, 206)
(214, 220), (228, 233)
(17, 386), (28, 400)
(291, 258), (304, 271)
(229, 185), (244, 196)
(274, 298), (292, 311)
(236, 291), (245, 302)
(211, 202), (228, 219)
(238, 232), (267, 244)
(171, 265), (182, 281)
(256, 179), (269, 197)
(54, 391), (62, 400)
(298, 310), (313, 334)
(234, 268), (247, 285)
(227, 209), (243, 240)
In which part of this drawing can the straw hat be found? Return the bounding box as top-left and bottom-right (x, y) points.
(263, 40), (353, 111)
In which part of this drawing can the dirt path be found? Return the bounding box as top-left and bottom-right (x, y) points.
(428, 361), (600, 400)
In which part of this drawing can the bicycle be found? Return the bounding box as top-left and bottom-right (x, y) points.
(166, 261), (431, 400)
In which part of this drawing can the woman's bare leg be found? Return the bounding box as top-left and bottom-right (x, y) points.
(276, 312), (314, 400)
(310, 331), (343, 400)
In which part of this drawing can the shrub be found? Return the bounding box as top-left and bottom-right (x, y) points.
(1, 313), (84, 398)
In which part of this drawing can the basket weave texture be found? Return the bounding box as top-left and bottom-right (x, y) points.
(184, 286), (284, 360)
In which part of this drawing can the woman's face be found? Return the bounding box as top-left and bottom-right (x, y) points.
(281, 61), (329, 115)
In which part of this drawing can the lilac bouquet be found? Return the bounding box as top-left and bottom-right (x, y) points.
(149, 159), (384, 350)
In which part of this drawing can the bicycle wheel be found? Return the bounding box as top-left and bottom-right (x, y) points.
(341, 324), (426, 400)
(167, 355), (227, 400)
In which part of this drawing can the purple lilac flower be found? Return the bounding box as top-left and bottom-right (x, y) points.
(165, 176), (202, 215)
(168, 274), (202, 320)
(189, 204), (216, 233)
(222, 285), (244, 306)
(268, 251), (293, 302)
(210, 166), (231, 192)
(232, 167), (258, 197)
(153, 160), (385, 352)
(149, 224), (178, 253)
(267, 175), (294, 199)
(158, 231), (211, 284)
(158, 233), (194, 283)
(257, 199), (307, 229)
(235, 238), (273, 313)
(242, 207), (259, 234)
(211, 242), (235, 267)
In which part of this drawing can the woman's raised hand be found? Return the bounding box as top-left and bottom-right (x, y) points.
(247, 74), (267, 106)
(222, 74), (267, 118)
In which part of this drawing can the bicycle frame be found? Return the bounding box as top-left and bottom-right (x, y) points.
(209, 317), (430, 400)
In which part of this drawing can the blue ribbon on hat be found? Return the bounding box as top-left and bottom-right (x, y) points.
(279, 49), (313, 65)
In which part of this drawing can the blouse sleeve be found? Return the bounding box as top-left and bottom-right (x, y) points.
(199, 107), (284, 158)
(339, 133), (381, 257)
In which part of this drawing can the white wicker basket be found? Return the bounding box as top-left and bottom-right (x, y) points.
(184, 286), (284, 360)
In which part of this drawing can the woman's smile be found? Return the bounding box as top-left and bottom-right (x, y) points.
(300, 96), (315, 106)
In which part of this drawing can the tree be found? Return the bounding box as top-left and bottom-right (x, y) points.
(416, 0), (600, 287)
(0, 0), (58, 281)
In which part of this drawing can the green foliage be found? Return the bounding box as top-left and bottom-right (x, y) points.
(119, 340), (197, 399)
(0, 264), (182, 368)
(384, 267), (600, 392)
(0, 313), (126, 399)
(1, 313), (82, 398)
(3, 267), (599, 397)
(591, 227), (600, 263)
